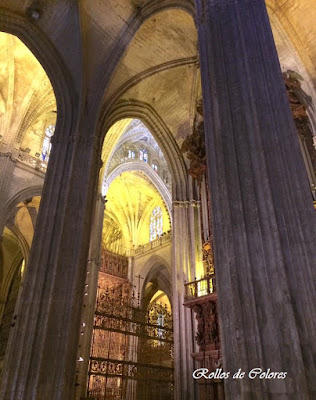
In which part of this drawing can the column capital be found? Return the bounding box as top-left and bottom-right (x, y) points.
(189, 199), (201, 208)
(172, 200), (190, 208)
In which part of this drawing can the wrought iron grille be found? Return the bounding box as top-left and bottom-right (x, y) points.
(87, 288), (174, 400)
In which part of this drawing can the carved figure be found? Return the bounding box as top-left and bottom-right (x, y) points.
(181, 101), (207, 183)
(193, 301), (219, 350)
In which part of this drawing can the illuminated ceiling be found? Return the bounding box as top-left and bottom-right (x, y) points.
(102, 171), (170, 252)
(101, 118), (133, 169)
(0, 2), (314, 172)
(92, 2), (316, 155)
(0, 33), (56, 157)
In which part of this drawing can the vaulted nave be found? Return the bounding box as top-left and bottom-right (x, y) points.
(0, 1), (315, 399)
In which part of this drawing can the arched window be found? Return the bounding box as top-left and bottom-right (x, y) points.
(152, 161), (158, 172)
(140, 148), (148, 163)
(149, 206), (163, 241)
(41, 124), (55, 162)
(128, 148), (136, 159)
(157, 312), (165, 338)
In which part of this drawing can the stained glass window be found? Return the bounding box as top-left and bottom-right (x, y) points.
(140, 148), (148, 163)
(128, 149), (136, 159)
(41, 124), (55, 162)
(149, 206), (163, 241)
(152, 161), (158, 172)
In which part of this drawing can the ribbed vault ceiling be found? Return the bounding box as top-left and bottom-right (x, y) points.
(103, 171), (170, 251)
(0, 33), (56, 156)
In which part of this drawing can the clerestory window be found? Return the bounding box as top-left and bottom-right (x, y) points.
(41, 124), (55, 162)
(128, 148), (136, 159)
(140, 148), (148, 163)
(149, 206), (163, 241)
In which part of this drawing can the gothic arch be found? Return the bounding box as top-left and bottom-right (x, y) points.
(102, 56), (197, 116)
(93, 0), (196, 110)
(0, 8), (77, 141)
(102, 161), (172, 216)
(265, 0), (316, 83)
(5, 223), (30, 267)
(99, 101), (188, 200)
(3, 186), (43, 224)
(141, 255), (172, 310)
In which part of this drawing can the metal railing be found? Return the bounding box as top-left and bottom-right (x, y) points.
(0, 146), (48, 173)
(184, 274), (216, 300)
(134, 232), (171, 256)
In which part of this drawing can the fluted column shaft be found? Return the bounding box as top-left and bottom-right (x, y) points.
(0, 123), (100, 399)
(76, 193), (105, 399)
(195, 0), (316, 399)
(172, 201), (195, 400)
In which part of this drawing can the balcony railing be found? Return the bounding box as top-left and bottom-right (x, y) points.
(134, 232), (171, 256)
(184, 274), (216, 301)
(0, 146), (48, 173)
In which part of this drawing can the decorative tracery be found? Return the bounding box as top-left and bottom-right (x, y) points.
(149, 206), (163, 241)
(140, 148), (148, 163)
(41, 124), (55, 162)
(127, 148), (136, 159)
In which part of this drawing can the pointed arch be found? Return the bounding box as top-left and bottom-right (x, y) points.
(99, 100), (188, 200)
(141, 254), (172, 310)
(3, 186), (43, 224)
(0, 8), (77, 142)
(93, 0), (196, 111)
(102, 161), (172, 216)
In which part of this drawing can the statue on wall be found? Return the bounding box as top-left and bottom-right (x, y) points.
(193, 301), (219, 350)
(181, 100), (207, 183)
(283, 70), (316, 176)
(283, 70), (313, 118)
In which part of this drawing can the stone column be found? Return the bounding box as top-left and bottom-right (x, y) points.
(195, 1), (316, 399)
(172, 201), (195, 400)
(75, 193), (106, 400)
(188, 199), (203, 280)
(0, 125), (100, 399)
(0, 149), (16, 236)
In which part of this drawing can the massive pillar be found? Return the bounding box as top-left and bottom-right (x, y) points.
(75, 193), (106, 399)
(0, 123), (100, 399)
(172, 201), (196, 400)
(195, 0), (316, 399)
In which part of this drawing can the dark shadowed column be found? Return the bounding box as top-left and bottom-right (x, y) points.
(195, 0), (316, 399)
(0, 120), (100, 399)
(76, 193), (106, 400)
